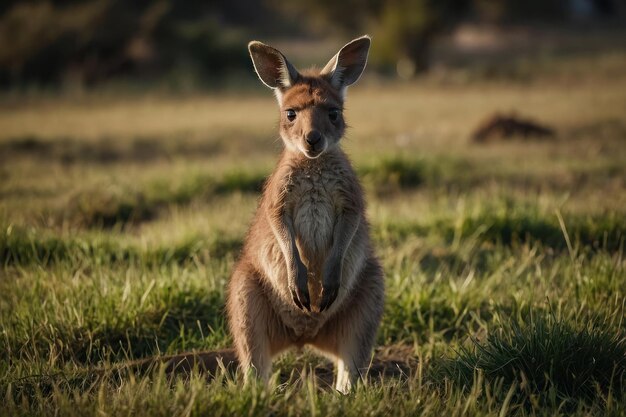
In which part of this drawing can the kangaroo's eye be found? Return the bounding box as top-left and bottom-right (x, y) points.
(328, 108), (341, 122)
(286, 109), (296, 121)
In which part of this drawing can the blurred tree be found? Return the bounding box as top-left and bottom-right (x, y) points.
(0, 0), (277, 87)
(272, 0), (623, 76)
(0, 0), (623, 86)
(371, 0), (469, 76)
(473, 0), (568, 22)
(271, 0), (376, 34)
(278, 0), (470, 76)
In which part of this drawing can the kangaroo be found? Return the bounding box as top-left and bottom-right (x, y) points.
(226, 36), (384, 393)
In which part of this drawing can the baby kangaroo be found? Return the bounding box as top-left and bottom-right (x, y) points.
(227, 36), (384, 393)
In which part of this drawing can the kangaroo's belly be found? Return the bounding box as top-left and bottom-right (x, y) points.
(293, 190), (335, 267)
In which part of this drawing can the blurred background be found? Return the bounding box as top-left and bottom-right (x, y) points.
(1, 0), (625, 90)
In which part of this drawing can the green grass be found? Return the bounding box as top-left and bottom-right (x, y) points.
(444, 311), (626, 405)
(1, 51), (626, 416)
(57, 169), (267, 229)
(1, 226), (242, 267)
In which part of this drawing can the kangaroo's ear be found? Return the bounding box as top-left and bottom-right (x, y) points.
(248, 41), (300, 89)
(321, 35), (371, 92)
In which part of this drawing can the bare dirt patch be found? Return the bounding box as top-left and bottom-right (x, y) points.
(471, 113), (555, 143)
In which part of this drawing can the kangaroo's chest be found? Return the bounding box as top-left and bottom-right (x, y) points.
(287, 169), (341, 263)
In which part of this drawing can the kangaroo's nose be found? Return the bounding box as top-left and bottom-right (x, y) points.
(306, 131), (322, 145)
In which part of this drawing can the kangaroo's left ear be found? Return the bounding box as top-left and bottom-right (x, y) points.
(321, 35), (371, 92)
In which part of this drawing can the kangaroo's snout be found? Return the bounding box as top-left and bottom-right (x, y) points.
(306, 130), (322, 146)
(303, 129), (326, 159)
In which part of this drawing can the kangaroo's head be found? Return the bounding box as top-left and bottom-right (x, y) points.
(248, 36), (370, 159)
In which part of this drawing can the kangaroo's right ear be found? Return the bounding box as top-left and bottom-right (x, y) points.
(248, 41), (300, 89)
(321, 35), (371, 93)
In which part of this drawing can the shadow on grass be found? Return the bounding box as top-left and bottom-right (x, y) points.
(2, 288), (228, 367)
(380, 292), (493, 345)
(64, 190), (159, 229)
(358, 156), (471, 194)
(0, 135), (223, 165)
(376, 209), (625, 253)
(61, 170), (267, 229)
(214, 171), (266, 194)
(359, 157), (426, 190)
(456, 211), (625, 252)
(5, 343), (416, 405)
(121, 343), (415, 388)
(0, 226), (243, 267)
(416, 248), (497, 275)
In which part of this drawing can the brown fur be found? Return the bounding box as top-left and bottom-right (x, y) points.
(227, 36), (384, 393)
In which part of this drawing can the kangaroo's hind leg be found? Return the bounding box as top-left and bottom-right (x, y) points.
(226, 263), (288, 382)
(312, 257), (384, 393)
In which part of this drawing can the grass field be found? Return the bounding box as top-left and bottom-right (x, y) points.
(1, 49), (625, 416)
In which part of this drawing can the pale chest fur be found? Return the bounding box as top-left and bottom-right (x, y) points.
(284, 163), (342, 271)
